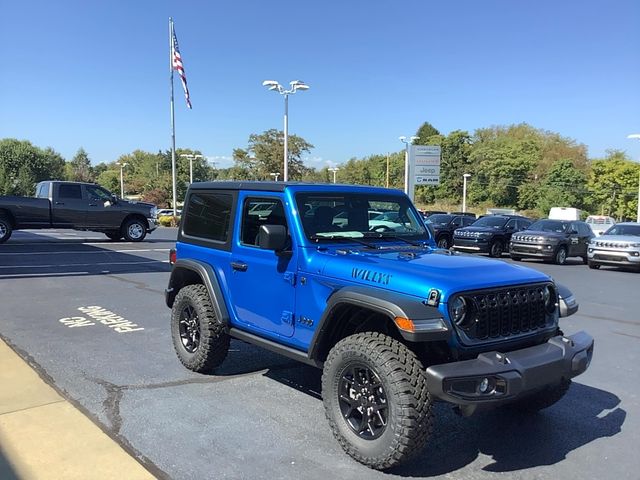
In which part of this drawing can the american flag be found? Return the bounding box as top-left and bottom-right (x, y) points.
(172, 28), (192, 109)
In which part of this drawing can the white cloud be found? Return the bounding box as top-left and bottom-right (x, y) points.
(207, 155), (234, 169)
(304, 156), (340, 168)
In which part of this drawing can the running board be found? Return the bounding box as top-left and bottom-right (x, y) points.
(228, 328), (322, 368)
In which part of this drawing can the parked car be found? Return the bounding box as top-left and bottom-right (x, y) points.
(424, 213), (476, 249)
(420, 210), (447, 219)
(453, 215), (532, 257)
(585, 215), (616, 236)
(157, 209), (182, 217)
(587, 222), (640, 271)
(0, 180), (157, 243)
(509, 219), (594, 264)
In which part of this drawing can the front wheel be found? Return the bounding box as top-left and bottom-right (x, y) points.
(322, 332), (433, 470)
(554, 246), (567, 265)
(122, 218), (147, 242)
(588, 261), (600, 270)
(0, 217), (12, 244)
(437, 236), (451, 249)
(489, 240), (504, 257)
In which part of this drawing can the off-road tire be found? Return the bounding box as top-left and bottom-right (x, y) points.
(508, 379), (572, 413)
(105, 230), (121, 241)
(554, 246), (567, 265)
(321, 332), (433, 470)
(437, 235), (451, 249)
(588, 261), (600, 270)
(0, 216), (12, 244)
(171, 284), (229, 373)
(122, 218), (147, 242)
(489, 240), (504, 257)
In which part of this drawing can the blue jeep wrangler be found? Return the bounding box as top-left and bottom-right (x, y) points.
(166, 182), (593, 470)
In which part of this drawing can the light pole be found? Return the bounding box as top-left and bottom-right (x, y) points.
(269, 172), (280, 182)
(115, 162), (127, 198)
(462, 173), (471, 213)
(399, 136), (419, 198)
(262, 80), (310, 182)
(180, 154), (204, 184)
(328, 167), (339, 184)
(627, 134), (640, 222)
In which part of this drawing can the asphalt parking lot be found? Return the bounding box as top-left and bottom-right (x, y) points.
(0, 228), (639, 479)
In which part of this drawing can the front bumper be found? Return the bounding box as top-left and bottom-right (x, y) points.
(509, 241), (556, 259)
(588, 247), (640, 268)
(147, 217), (159, 232)
(453, 238), (490, 253)
(425, 332), (593, 412)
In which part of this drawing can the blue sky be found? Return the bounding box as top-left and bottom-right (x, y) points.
(1, 0), (639, 169)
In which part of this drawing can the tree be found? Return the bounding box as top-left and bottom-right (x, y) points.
(414, 122), (440, 145)
(535, 159), (587, 215)
(231, 129), (314, 180)
(0, 138), (65, 195)
(69, 148), (93, 182)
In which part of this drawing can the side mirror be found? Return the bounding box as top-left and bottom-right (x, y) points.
(569, 229), (578, 235)
(111, 194), (118, 205)
(557, 283), (579, 318)
(257, 224), (288, 251)
(506, 225), (515, 231)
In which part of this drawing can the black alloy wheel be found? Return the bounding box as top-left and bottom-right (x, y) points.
(338, 363), (388, 440)
(489, 240), (504, 257)
(0, 217), (11, 243)
(178, 304), (201, 353)
(437, 236), (450, 249)
(554, 246), (567, 265)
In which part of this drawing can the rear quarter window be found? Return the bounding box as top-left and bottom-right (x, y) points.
(182, 192), (234, 244)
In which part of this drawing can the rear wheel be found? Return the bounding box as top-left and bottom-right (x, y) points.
(322, 332), (433, 470)
(0, 217), (12, 244)
(104, 231), (121, 241)
(122, 218), (147, 242)
(554, 246), (567, 265)
(489, 240), (504, 257)
(171, 284), (229, 373)
(588, 261), (600, 270)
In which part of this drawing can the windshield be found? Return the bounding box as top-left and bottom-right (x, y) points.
(425, 214), (454, 225)
(472, 216), (509, 228)
(295, 192), (429, 241)
(529, 220), (569, 233)
(603, 224), (640, 236)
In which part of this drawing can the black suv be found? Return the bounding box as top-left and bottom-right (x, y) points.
(424, 213), (476, 249)
(453, 215), (532, 257)
(510, 219), (594, 264)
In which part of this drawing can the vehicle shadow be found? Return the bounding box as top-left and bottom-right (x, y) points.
(0, 444), (20, 480)
(0, 234), (171, 279)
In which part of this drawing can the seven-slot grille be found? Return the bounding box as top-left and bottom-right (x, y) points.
(452, 284), (553, 343)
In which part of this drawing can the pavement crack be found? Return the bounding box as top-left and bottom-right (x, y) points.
(103, 274), (165, 294)
(93, 378), (125, 434)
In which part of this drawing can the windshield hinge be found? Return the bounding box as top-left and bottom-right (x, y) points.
(284, 272), (296, 286)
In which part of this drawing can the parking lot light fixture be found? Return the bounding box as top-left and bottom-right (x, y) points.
(328, 167), (339, 184)
(262, 79), (310, 182)
(115, 162), (128, 198)
(180, 154), (204, 184)
(462, 173), (471, 213)
(269, 172), (280, 182)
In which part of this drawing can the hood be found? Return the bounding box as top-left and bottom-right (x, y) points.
(517, 230), (565, 241)
(592, 235), (640, 244)
(455, 226), (501, 234)
(314, 246), (550, 303)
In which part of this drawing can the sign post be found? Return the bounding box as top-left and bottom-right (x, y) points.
(408, 145), (441, 201)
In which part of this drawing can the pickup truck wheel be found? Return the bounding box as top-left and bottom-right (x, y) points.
(508, 379), (571, 413)
(171, 284), (229, 373)
(0, 217), (11, 244)
(322, 332), (433, 470)
(489, 240), (504, 257)
(122, 218), (147, 242)
(553, 246), (567, 265)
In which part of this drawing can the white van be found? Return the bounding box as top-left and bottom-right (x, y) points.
(585, 215), (616, 235)
(549, 207), (581, 221)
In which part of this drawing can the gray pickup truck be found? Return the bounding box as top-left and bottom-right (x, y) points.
(0, 181), (158, 243)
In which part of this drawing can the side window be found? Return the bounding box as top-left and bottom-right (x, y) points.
(570, 222), (579, 234)
(182, 192), (233, 243)
(451, 217), (462, 227)
(505, 219), (517, 230)
(241, 197), (287, 247)
(58, 184), (82, 200)
(463, 217), (474, 227)
(579, 223), (591, 236)
(86, 185), (112, 201)
(521, 220), (532, 230)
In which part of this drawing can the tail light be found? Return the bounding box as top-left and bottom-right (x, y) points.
(169, 248), (176, 265)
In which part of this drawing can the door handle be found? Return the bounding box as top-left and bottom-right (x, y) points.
(55, 202), (65, 205)
(89, 203), (97, 207)
(231, 261), (248, 272)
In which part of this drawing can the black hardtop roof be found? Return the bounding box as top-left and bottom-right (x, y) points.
(37, 180), (99, 186)
(188, 181), (402, 194)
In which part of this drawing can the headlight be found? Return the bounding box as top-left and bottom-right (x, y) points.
(150, 206), (158, 218)
(631, 243), (640, 248)
(543, 285), (557, 314)
(451, 297), (468, 326)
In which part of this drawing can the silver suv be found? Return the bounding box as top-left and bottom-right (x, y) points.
(587, 222), (640, 271)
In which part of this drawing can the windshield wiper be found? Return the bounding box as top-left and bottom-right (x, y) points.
(309, 234), (380, 249)
(363, 233), (424, 247)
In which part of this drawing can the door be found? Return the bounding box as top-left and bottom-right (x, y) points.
(84, 184), (123, 229)
(575, 223), (593, 257)
(51, 183), (87, 227)
(227, 194), (297, 338)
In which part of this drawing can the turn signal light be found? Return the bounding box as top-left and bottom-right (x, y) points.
(394, 317), (415, 333)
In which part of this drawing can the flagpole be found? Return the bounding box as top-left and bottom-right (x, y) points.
(169, 17), (178, 217)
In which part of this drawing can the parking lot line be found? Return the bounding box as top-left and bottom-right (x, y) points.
(0, 260), (167, 269)
(0, 249), (169, 256)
